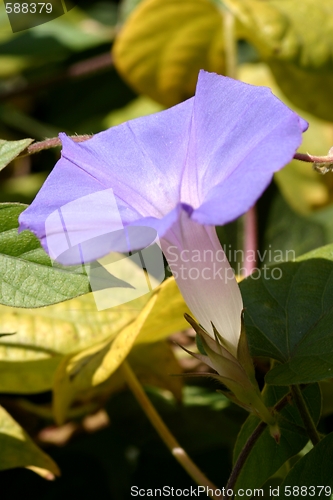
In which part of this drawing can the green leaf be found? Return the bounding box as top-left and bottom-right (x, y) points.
(240, 244), (333, 385)
(263, 193), (326, 264)
(113, 0), (225, 106)
(0, 203), (92, 307)
(280, 432), (333, 497)
(0, 138), (33, 172)
(0, 405), (60, 479)
(233, 384), (321, 491)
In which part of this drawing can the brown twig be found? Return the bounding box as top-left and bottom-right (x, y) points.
(293, 152), (333, 163)
(22, 134), (93, 156)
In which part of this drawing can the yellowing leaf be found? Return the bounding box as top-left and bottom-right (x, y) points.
(134, 277), (191, 344)
(0, 358), (62, 394)
(225, 0), (333, 120)
(93, 278), (190, 384)
(0, 405), (60, 479)
(0, 293), (145, 361)
(0, 293), (147, 393)
(113, 0), (225, 106)
(127, 342), (183, 401)
(225, 0), (333, 70)
(72, 341), (183, 407)
(52, 278), (189, 424)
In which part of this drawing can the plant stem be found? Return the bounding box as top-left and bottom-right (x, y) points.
(21, 134), (333, 171)
(290, 385), (321, 446)
(225, 420), (266, 499)
(224, 391), (293, 499)
(19, 135), (93, 157)
(120, 361), (222, 500)
(293, 152), (333, 163)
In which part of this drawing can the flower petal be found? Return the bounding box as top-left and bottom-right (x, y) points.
(19, 99), (194, 261)
(181, 70), (307, 224)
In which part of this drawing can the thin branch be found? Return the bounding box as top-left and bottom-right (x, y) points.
(120, 361), (222, 500)
(224, 390), (293, 499)
(20, 135), (93, 157)
(293, 152), (333, 163)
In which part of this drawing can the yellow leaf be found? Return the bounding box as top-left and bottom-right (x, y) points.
(52, 278), (189, 423)
(0, 293), (145, 360)
(225, 0), (333, 70)
(113, 0), (225, 106)
(0, 405), (60, 478)
(134, 277), (191, 343)
(0, 293), (147, 393)
(74, 341), (183, 406)
(225, 0), (333, 120)
(0, 358), (62, 394)
(128, 341), (183, 401)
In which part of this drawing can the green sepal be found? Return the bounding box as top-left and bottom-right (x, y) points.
(195, 331), (207, 355)
(237, 313), (257, 384)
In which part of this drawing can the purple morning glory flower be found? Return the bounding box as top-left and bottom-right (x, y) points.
(19, 71), (307, 354)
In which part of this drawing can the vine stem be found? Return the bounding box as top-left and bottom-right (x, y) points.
(20, 135), (333, 169)
(290, 385), (320, 446)
(120, 361), (222, 500)
(224, 391), (293, 499)
(23, 135), (93, 156)
(293, 152), (333, 163)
